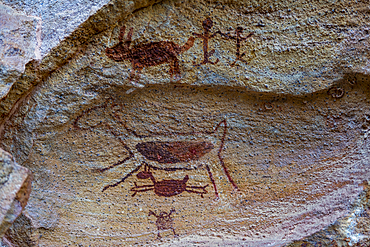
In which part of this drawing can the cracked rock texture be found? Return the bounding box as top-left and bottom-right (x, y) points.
(0, 0), (370, 246)
(0, 3), (41, 99)
(0, 148), (32, 238)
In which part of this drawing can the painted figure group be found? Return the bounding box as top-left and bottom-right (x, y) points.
(105, 17), (254, 82)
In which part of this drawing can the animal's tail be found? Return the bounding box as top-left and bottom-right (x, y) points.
(178, 36), (195, 53)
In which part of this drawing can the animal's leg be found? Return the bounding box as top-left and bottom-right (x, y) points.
(169, 60), (174, 78)
(131, 183), (155, 189)
(130, 184), (155, 197)
(213, 119), (239, 190)
(102, 163), (145, 192)
(129, 68), (136, 81)
(186, 184), (209, 189)
(97, 143), (134, 172)
(205, 164), (219, 198)
(218, 143), (238, 191)
(185, 184), (208, 198)
(171, 58), (180, 81)
(129, 64), (144, 88)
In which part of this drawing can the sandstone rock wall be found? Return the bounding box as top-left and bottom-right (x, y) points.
(0, 0), (370, 246)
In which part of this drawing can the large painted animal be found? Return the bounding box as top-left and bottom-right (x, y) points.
(106, 26), (195, 82)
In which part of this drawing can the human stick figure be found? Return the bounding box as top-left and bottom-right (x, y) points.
(193, 18), (220, 65)
(148, 208), (177, 238)
(218, 26), (253, 66)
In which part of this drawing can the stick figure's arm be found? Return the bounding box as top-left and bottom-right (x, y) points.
(215, 31), (235, 39)
(192, 32), (204, 39)
(240, 32), (254, 41)
(211, 31), (223, 38)
(149, 210), (158, 217)
(169, 208), (176, 216)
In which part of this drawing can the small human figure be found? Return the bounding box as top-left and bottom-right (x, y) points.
(218, 26), (253, 66)
(193, 18), (220, 65)
(148, 208), (177, 239)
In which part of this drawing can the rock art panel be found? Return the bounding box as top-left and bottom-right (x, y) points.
(0, 0), (370, 246)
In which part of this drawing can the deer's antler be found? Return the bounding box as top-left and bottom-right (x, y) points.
(125, 27), (134, 48)
(118, 26), (126, 43)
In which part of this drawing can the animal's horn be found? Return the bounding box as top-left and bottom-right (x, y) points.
(118, 26), (126, 43)
(125, 27), (134, 48)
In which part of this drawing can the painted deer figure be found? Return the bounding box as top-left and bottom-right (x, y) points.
(105, 26), (195, 82)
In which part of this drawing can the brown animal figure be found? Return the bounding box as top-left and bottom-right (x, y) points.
(149, 208), (177, 239)
(105, 26), (195, 82)
(130, 164), (208, 197)
(95, 118), (237, 199)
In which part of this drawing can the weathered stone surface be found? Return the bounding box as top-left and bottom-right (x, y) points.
(0, 0), (109, 58)
(0, 0), (370, 246)
(0, 148), (32, 238)
(2, 213), (38, 247)
(0, 0), (161, 128)
(0, 3), (41, 99)
(286, 181), (370, 246)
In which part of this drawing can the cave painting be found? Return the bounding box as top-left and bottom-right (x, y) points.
(73, 107), (237, 198)
(105, 18), (256, 78)
(130, 163), (208, 197)
(218, 26), (254, 66)
(105, 26), (195, 83)
(101, 116), (237, 198)
(149, 208), (177, 239)
(193, 17), (220, 65)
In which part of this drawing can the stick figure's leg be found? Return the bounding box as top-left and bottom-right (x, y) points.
(230, 59), (237, 67)
(172, 228), (177, 237)
(208, 49), (219, 65)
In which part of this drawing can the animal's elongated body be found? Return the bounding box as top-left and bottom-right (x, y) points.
(105, 26), (195, 80)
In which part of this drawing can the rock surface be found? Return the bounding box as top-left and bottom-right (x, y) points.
(0, 148), (32, 238)
(0, 3), (41, 99)
(0, 0), (370, 246)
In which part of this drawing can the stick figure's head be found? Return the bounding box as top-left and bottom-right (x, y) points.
(159, 212), (170, 218)
(203, 18), (213, 30)
(236, 26), (243, 32)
